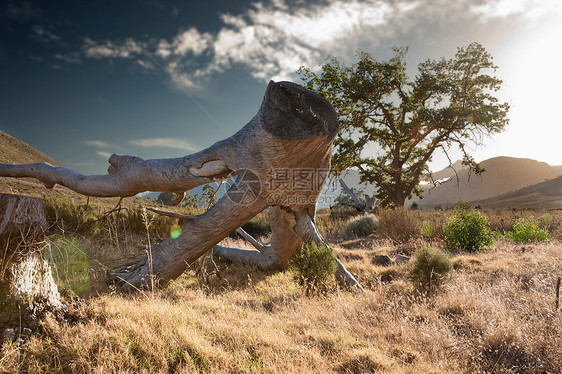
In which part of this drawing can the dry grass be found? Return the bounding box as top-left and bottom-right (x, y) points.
(2, 237), (561, 373)
(3, 200), (562, 373)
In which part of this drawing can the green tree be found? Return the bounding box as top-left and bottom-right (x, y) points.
(200, 184), (218, 209)
(299, 42), (509, 207)
(156, 191), (176, 206)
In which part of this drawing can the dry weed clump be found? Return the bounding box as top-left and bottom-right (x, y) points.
(377, 208), (422, 243)
(340, 213), (378, 239)
(315, 208), (360, 241)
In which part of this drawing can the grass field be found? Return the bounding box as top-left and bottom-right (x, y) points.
(1, 202), (562, 373)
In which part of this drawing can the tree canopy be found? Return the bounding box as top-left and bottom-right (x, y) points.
(298, 42), (509, 207)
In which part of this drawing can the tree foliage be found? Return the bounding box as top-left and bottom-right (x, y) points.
(156, 191), (176, 206)
(299, 42), (509, 207)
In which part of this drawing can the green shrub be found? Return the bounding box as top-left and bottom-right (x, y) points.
(341, 214), (378, 238)
(443, 207), (493, 252)
(409, 246), (453, 297)
(539, 213), (552, 230)
(420, 221), (436, 239)
(506, 218), (549, 243)
(290, 242), (337, 295)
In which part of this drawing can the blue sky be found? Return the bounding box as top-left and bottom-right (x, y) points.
(1, 0), (561, 175)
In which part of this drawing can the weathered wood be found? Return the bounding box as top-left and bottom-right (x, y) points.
(339, 178), (377, 212)
(0, 193), (47, 247)
(0, 193), (60, 328)
(0, 81), (363, 292)
(0, 193), (48, 293)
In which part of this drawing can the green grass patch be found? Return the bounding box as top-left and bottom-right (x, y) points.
(49, 234), (91, 296)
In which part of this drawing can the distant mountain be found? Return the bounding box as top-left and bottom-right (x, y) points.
(0, 130), (61, 166)
(475, 175), (562, 210)
(426, 160), (467, 182)
(410, 157), (562, 208)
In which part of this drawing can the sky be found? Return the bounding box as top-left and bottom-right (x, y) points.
(1, 0), (561, 176)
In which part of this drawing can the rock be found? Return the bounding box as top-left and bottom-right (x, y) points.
(395, 254), (410, 264)
(21, 328), (32, 337)
(372, 255), (394, 266)
(25, 318), (38, 329)
(2, 328), (15, 343)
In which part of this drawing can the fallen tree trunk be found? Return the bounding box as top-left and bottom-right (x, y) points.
(338, 178), (377, 212)
(0, 81), (363, 292)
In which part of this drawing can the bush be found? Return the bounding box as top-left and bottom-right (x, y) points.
(377, 208), (420, 243)
(290, 242), (337, 295)
(506, 218), (549, 243)
(341, 214), (378, 238)
(443, 207), (493, 252)
(409, 246), (453, 297)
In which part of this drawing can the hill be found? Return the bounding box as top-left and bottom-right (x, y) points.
(411, 157), (562, 208)
(0, 130), (66, 196)
(0, 130), (115, 204)
(0, 130), (61, 166)
(475, 174), (562, 209)
(0, 130), (209, 207)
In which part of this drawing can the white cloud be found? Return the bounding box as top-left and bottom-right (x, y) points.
(84, 140), (114, 148)
(85, 140), (125, 152)
(471, 0), (562, 20)
(136, 59), (155, 70)
(130, 138), (197, 151)
(154, 0), (404, 88)
(55, 52), (81, 64)
(31, 25), (61, 43)
(74, 0), (405, 87)
(172, 28), (212, 56)
(96, 151), (113, 159)
(77, 0), (556, 89)
(82, 37), (144, 59)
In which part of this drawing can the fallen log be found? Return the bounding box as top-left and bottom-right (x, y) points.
(0, 81), (363, 292)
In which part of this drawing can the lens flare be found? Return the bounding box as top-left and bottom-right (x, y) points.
(170, 225), (182, 239)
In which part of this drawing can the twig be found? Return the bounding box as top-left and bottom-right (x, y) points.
(235, 227), (265, 251)
(145, 207), (196, 221)
(554, 277), (562, 311)
(141, 206), (154, 292)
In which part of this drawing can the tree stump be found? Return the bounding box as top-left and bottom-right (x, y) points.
(0, 193), (63, 338)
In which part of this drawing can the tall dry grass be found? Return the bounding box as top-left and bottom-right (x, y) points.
(2, 201), (562, 373)
(2, 238), (561, 373)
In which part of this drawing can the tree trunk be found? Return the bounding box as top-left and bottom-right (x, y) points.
(338, 178), (377, 212)
(0, 81), (363, 292)
(0, 193), (63, 331)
